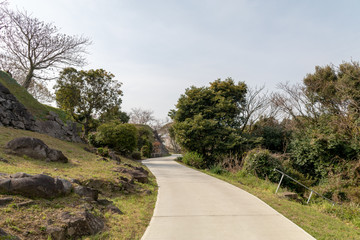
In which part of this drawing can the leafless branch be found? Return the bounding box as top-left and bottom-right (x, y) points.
(0, 7), (91, 90)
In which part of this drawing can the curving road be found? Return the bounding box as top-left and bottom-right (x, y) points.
(141, 156), (315, 240)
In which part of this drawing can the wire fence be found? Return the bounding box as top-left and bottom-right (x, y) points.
(273, 168), (337, 206)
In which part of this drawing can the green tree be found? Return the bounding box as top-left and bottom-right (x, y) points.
(96, 121), (138, 155)
(99, 105), (129, 123)
(171, 78), (247, 164)
(55, 67), (122, 136)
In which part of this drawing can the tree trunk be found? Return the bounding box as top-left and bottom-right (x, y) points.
(22, 69), (34, 89)
(84, 117), (90, 137)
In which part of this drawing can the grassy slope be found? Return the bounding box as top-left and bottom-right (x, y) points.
(0, 127), (157, 239)
(0, 71), (68, 122)
(203, 170), (360, 240)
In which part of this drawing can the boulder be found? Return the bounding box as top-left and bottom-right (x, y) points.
(0, 173), (70, 199)
(74, 186), (99, 201)
(6, 137), (68, 163)
(55, 210), (103, 239)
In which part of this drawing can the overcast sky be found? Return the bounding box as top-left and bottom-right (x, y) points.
(8, 0), (360, 119)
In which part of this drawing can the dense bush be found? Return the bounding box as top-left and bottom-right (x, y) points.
(251, 117), (290, 153)
(182, 152), (205, 169)
(131, 151), (142, 160)
(289, 121), (358, 179)
(243, 148), (283, 182)
(95, 121), (138, 155)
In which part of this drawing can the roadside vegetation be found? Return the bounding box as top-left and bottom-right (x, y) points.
(171, 62), (360, 239)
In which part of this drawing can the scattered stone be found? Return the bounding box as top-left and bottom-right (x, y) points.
(17, 200), (34, 207)
(0, 197), (13, 206)
(0, 157), (9, 163)
(82, 179), (122, 193)
(0, 228), (20, 239)
(0, 173), (70, 199)
(74, 186), (99, 201)
(106, 204), (123, 215)
(97, 199), (113, 206)
(6, 137), (68, 163)
(113, 167), (149, 183)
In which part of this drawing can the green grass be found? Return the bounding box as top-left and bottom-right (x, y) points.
(202, 169), (360, 240)
(0, 126), (157, 239)
(0, 71), (69, 122)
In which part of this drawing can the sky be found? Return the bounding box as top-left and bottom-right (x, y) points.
(7, 0), (360, 119)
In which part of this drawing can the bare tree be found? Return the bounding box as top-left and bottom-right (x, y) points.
(0, 8), (91, 89)
(129, 108), (156, 126)
(240, 86), (271, 132)
(271, 82), (323, 127)
(0, 1), (8, 30)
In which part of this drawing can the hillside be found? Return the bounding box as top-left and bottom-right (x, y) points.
(0, 127), (157, 239)
(0, 71), (67, 122)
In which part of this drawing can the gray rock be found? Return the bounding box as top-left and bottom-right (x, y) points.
(0, 197), (13, 206)
(6, 137), (68, 163)
(57, 178), (72, 194)
(59, 210), (104, 238)
(74, 186), (99, 201)
(113, 167), (149, 183)
(16, 200), (34, 207)
(46, 226), (66, 240)
(0, 173), (69, 199)
(10, 172), (32, 178)
(0, 82), (82, 142)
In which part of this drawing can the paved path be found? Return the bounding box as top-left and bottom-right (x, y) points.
(141, 156), (315, 240)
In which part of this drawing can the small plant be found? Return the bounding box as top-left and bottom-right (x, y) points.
(97, 147), (109, 157)
(182, 152), (205, 169)
(210, 164), (227, 175)
(141, 145), (151, 158)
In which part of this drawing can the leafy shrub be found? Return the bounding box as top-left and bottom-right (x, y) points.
(97, 147), (109, 157)
(243, 148), (283, 182)
(182, 152), (205, 169)
(131, 151), (142, 160)
(209, 164), (227, 175)
(141, 145), (151, 158)
(289, 120), (358, 180)
(96, 121), (138, 155)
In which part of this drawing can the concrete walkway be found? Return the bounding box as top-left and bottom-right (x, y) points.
(141, 156), (315, 240)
